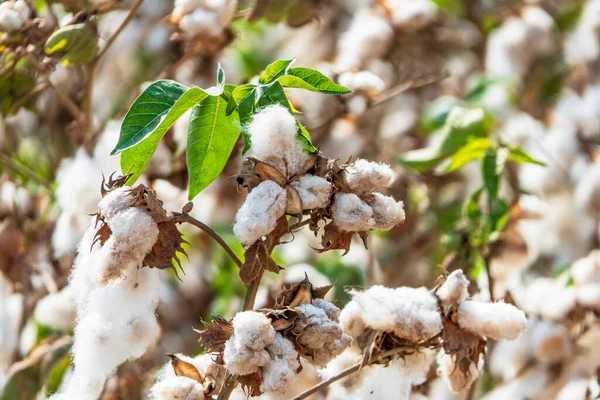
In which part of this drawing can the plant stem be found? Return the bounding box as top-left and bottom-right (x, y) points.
(172, 213), (242, 268)
(292, 363), (361, 400)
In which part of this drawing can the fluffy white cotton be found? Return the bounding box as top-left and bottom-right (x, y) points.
(344, 159), (395, 196)
(173, 0), (236, 36)
(522, 278), (576, 320)
(260, 333), (300, 394)
(246, 105), (310, 178)
(33, 286), (76, 332)
(345, 286), (442, 342)
(529, 319), (571, 363)
(338, 71), (386, 96)
(233, 180), (287, 247)
(366, 193), (405, 231)
(224, 312), (276, 375)
(383, 0), (438, 31)
(576, 283), (600, 311)
(0, 0), (29, 32)
(339, 300), (367, 338)
(439, 351), (482, 393)
(290, 175), (333, 210)
(437, 270), (469, 309)
(331, 192), (375, 232)
(335, 8), (394, 70)
(312, 298), (340, 322)
(149, 375), (204, 399)
(565, 0), (600, 65)
(457, 300), (527, 340)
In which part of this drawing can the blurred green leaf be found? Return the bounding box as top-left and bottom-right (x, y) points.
(481, 149), (499, 202)
(420, 96), (462, 133)
(438, 138), (492, 173)
(506, 146), (546, 166)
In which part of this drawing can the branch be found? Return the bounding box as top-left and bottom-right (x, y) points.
(94, 0), (146, 62)
(370, 70), (450, 107)
(171, 212), (242, 268)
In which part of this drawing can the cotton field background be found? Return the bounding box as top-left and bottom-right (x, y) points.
(1, 0), (600, 399)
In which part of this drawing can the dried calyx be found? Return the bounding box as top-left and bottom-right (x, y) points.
(197, 275), (350, 397)
(92, 173), (187, 280)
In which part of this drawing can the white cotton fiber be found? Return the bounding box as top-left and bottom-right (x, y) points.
(366, 193), (405, 231)
(331, 192), (375, 232)
(457, 300), (527, 340)
(344, 159), (395, 196)
(290, 174), (333, 210)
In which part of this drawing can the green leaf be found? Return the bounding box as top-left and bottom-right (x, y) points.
(216, 64), (225, 93)
(397, 147), (446, 173)
(112, 80), (205, 154)
(489, 197), (509, 232)
(258, 58), (295, 85)
(227, 83), (256, 116)
(421, 96), (462, 133)
(280, 67), (351, 94)
(237, 88), (258, 153)
(482, 149), (499, 202)
(464, 188), (484, 220)
(187, 96), (241, 200)
(297, 120), (317, 153)
(45, 353), (70, 396)
(438, 138), (492, 173)
(506, 146), (546, 166)
(44, 22), (97, 65)
(0, 365), (40, 400)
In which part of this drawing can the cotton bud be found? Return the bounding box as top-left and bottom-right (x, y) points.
(365, 193), (406, 231)
(331, 192), (375, 232)
(456, 300), (527, 340)
(345, 286), (442, 342)
(223, 312), (276, 375)
(343, 159), (395, 196)
(437, 270), (469, 309)
(290, 175), (333, 210)
(246, 105), (310, 179)
(233, 180), (287, 247)
(439, 351), (482, 393)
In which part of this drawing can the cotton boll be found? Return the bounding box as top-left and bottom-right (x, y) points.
(456, 300), (527, 340)
(312, 298), (340, 322)
(488, 323), (530, 380)
(346, 95), (368, 115)
(261, 359), (297, 394)
(555, 378), (593, 400)
(365, 193), (405, 231)
(338, 71), (386, 96)
(436, 270), (469, 309)
(290, 175), (332, 210)
(480, 365), (549, 400)
(294, 304), (343, 350)
(311, 333), (352, 366)
(33, 286), (76, 332)
(439, 351), (481, 393)
(529, 319), (571, 363)
(98, 187), (134, 221)
(344, 159), (395, 196)
(384, 0), (438, 31)
(233, 180), (287, 247)
(576, 283), (600, 311)
(485, 18), (529, 79)
(149, 375), (205, 400)
(231, 311), (276, 350)
(331, 192), (375, 232)
(522, 278), (576, 320)
(339, 300), (367, 339)
(246, 105), (309, 178)
(347, 286), (442, 342)
(335, 8), (393, 71)
(179, 9), (221, 36)
(223, 336), (271, 375)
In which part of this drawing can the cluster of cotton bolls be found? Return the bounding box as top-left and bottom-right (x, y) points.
(328, 269), (527, 398)
(0, 0), (30, 32)
(222, 296), (350, 395)
(233, 105), (333, 247)
(171, 0), (237, 37)
(49, 187), (161, 399)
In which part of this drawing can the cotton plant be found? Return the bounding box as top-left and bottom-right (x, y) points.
(170, 0), (237, 39)
(0, 0), (31, 33)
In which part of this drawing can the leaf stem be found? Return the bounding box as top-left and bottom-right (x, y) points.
(171, 213), (242, 268)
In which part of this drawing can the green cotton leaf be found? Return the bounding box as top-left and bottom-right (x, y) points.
(216, 64), (225, 93)
(112, 80), (205, 154)
(280, 67), (351, 94)
(469, 250), (486, 280)
(482, 149), (500, 202)
(438, 138), (492, 173)
(397, 147), (446, 173)
(258, 58), (295, 85)
(187, 96), (241, 200)
(227, 84), (255, 115)
(464, 188), (484, 220)
(237, 88), (258, 153)
(0, 365), (40, 400)
(256, 80), (290, 109)
(44, 22), (97, 65)
(297, 121), (317, 153)
(489, 197), (510, 233)
(421, 96), (462, 133)
(116, 83), (208, 185)
(45, 353), (70, 396)
(506, 146), (546, 166)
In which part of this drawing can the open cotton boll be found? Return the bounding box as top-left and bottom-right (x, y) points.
(488, 324), (530, 381)
(233, 180), (287, 247)
(335, 8), (393, 70)
(383, 0), (438, 31)
(0, 0), (29, 32)
(439, 351), (482, 393)
(365, 193), (405, 231)
(231, 311), (276, 350)
(98, 187), (134, 220)
(347, 286), (442, 342)
(294, 304), (343, 350)
(223, 336), (271, 375)
(456, 300), (527, 340)
(436, 270), (469, 309)
(522, 278), (576, 320)
(149, 375), (204, 400)
(576, 283), (600, 311)
(339, 300), (367, 338)
(290, 175), (332, 210)
(179, 9), (221, 36)
(311, 333), (352, 366)
(312, 298), (340, 322)
(33, 286), (76, 332)
(338, 71), (386, 96)
(331, 192), (375, 232)
(261, 334), (300, 394)
(344, 159), (395, 196)
(246, 105), (309, 178)
(529, 319), (571, 363)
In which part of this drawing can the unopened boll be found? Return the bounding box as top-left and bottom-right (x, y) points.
(290, 175), (333, 210)
(344, 159), (395, 196)
(233, 180), (287, 247)
(365, 193), (405, 231)
(331, 192), (375, 232)
(456, 300), (527, 340)
(246, 105), (310, 178)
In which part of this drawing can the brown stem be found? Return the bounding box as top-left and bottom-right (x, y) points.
(242, 270), (263, 311)
(217, 374), (238, 400)
(171, 213), (242, 268)
(293, 363), (361, 400)
(370, 71), (450, 107)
